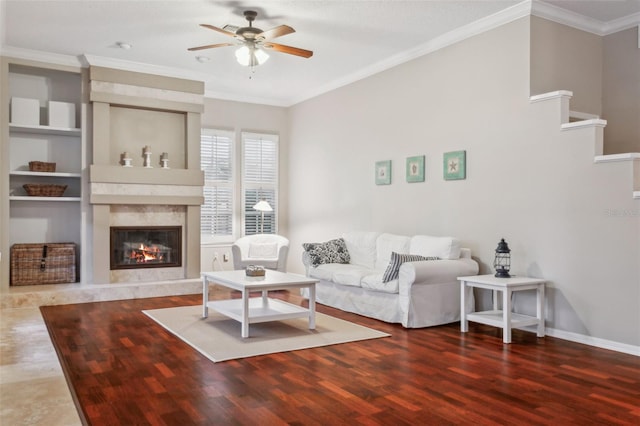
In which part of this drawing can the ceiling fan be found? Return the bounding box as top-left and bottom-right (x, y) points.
(188, 10), (313, 67)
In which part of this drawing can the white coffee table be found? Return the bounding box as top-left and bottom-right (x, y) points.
(202, 270), (318, 338)
(458, 274), (546, 344)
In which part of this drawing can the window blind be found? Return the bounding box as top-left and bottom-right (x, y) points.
(201, 129), (234, 243)
(242, 132), (278, 235)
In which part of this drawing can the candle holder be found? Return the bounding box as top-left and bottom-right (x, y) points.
(160, 152), (170, 169)
(143, 153), (153, 168)
(121, 152), (132, 167)
(142, 146), (153, 168)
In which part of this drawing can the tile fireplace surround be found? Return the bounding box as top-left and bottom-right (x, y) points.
(89, 168), (204, 284)
(109, 206), (184, 282)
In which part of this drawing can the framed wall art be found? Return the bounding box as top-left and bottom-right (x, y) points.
(375, 160), (392, 185)
(443, 150), (466, 180)
(406, 155), (425, 183)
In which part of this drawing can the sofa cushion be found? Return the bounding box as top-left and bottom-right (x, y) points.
(375, 233), (411, 270)
(332, 265), (372, 287)
(410, 235), (461, 260)
(303, 238), (350, 266)
(307, 264), (335, 281)
(361, 273), (399, 294)
(342, 231), (379, 269)
(382, 252), (439, 282)
(308, 263), (367, 287)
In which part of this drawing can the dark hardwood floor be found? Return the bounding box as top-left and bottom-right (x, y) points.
(40, 291), (639, 425)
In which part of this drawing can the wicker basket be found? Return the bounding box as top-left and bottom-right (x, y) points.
(11, 243), (77, 286)
(23, 184), (67, 197)
(29, 161), (56, 172)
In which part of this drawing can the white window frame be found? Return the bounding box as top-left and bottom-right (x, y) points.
(241, 131), (279, 236)
(200, 128), (236, 245)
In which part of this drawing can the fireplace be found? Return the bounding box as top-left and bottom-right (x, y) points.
(110, 226), (182, 270)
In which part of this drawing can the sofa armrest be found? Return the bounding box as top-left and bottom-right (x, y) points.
(398, 258), (479, 293)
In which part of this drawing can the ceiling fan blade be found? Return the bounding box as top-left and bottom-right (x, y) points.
(257, 25), (295, 41)
(263, 42), (313, 58)
(200, 24), (237, 38)
(188, 42), (234, 52)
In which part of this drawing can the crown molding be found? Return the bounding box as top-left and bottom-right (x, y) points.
(81, 54), (211, 83)
(532, 1), (640, 36)
(203, 88), (289, 107)
(532, 1), (605, 35)
(0, 46), (83, 67)
(289, 0), (532, 106)
(602, 12), (640, 35)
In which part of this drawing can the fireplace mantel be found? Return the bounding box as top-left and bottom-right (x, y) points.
(89, 165), (204, 205)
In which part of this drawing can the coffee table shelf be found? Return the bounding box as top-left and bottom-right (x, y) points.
(206, 298), (311, 324)
(202, 270), (318, 338)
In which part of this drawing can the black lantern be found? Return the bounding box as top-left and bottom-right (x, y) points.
(494, 238), (511, 278)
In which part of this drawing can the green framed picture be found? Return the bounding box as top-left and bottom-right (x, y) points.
(443, 150), (466, 180)
(406, 155), (425, 183)
(375, 160), (392, 185)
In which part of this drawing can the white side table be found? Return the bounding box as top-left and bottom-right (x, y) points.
(458, 274), (546, 344)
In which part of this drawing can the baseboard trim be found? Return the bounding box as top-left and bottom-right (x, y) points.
(522, 325), (640, 356)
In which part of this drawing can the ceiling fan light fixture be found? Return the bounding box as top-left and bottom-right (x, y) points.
(235, 45), (269, 67)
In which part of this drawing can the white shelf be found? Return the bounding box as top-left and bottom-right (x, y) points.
(9, 196), (81, 202)
(467, 310), (541, 329)
(10, 171), (81, 178)
(207, 297), (310, 324)
(9, 123), (81, 136)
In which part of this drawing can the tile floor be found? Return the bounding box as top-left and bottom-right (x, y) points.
(0, 279), (202, 425)
(0, 307), (81, 425)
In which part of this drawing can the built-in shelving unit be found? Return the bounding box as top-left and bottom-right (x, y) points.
(2, 60), (85, 286)
(9, 123), (81, 136)
(9, 196), (81, 202)
(10, 171), (82, 178)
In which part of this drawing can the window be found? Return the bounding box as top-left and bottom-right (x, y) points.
(200, 129), (234, 244)
(242, 132), (278, 235)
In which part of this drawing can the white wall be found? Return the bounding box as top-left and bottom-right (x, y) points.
(603, 26), (640, 154)
(530, 16), (603, 116)
(531, 19), (640, 155)
(286, 17), (640, 347)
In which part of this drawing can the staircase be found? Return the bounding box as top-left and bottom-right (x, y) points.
(530, 90), (640, 200)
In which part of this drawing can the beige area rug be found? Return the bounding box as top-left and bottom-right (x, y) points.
(143, 305), (390, 362)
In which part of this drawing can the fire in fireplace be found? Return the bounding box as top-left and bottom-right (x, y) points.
(110, 226), (182, 270)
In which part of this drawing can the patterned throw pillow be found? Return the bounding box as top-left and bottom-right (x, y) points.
(382, 252), (439, 283)
(303, 238), (351, 267)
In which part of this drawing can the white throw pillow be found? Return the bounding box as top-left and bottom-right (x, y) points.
(410, 235), (461, 260)
(248, 242), (278, 259)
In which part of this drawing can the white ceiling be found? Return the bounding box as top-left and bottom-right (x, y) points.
(1, 0), (639, 106)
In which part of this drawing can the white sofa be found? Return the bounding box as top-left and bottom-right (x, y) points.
(301, 231), (479, 328)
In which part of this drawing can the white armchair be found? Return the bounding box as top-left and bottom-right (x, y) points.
(231, 234), (290, 272)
